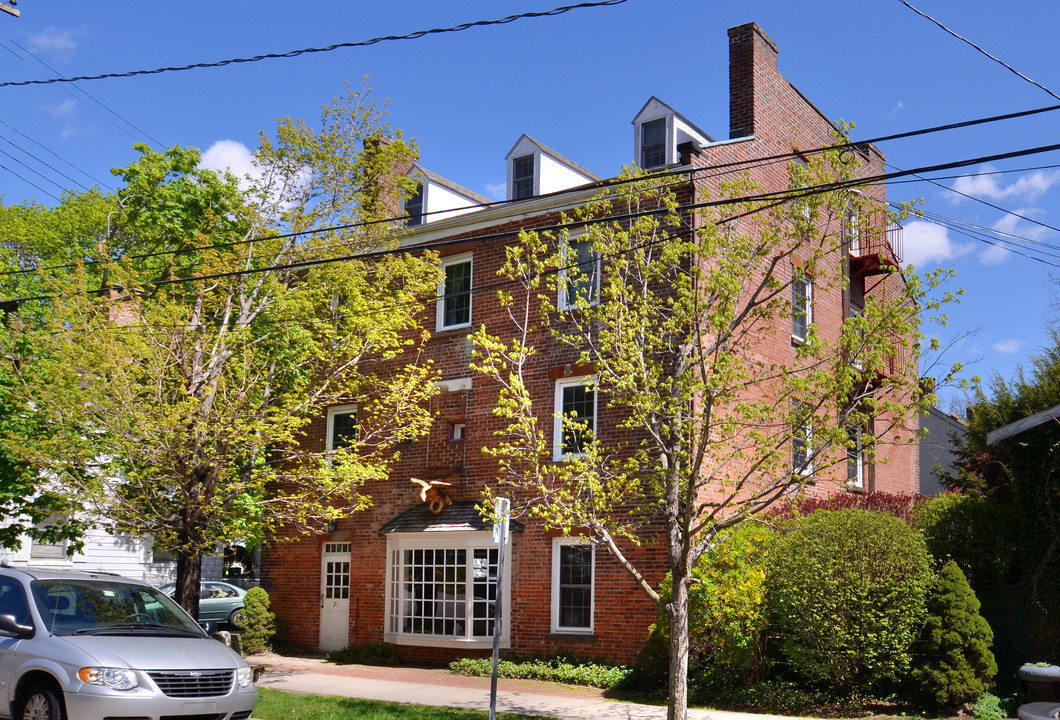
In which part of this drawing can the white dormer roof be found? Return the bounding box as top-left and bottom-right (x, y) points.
(406, 165), (491, 225)
(632, 97), (714, 169)
(504, 135), (600, 201)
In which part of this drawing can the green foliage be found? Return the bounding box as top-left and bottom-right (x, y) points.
(767, 509), (934, 692)
(448, 655), (629, 690)
(633, 523), (773, 689)
(237, 587), (276, 655)
(325, 643), (401, 666)
(909, 561), (997, 708)
(0, 87), (439, 614)
(913, 492), (1020, 585)
(970, 691), (1019, 720)
(469, 137), (955, 720)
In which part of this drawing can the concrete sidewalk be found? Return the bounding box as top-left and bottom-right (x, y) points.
(249, 653), (804, 720)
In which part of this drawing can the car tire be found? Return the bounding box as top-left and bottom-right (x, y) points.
(18, 681), (64, 720)
(229, 608), (245, 630)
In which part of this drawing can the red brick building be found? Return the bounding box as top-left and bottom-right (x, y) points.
(261, 22), (917, 664)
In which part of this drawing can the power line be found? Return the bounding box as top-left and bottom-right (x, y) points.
(0, 1), (628, 89)
(8, 138), (1060, 305)
(897, 0), (1060, 101)
(7, 39), (166, 149)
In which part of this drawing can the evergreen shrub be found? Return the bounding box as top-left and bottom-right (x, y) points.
(767, 508), (933, 692)
(909, 560), (997, 708)
(237, 587), (276, 655)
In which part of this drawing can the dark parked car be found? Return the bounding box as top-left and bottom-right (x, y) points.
(160, 581), (247, 629)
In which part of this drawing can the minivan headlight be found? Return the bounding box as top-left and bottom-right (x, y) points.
(78, 667), (138, 691)
(236, 666), (253, 688)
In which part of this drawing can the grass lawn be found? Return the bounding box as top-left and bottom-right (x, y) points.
(253, 687), (559, 720)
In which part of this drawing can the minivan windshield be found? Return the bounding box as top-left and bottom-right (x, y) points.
(30, 579), (205, 636)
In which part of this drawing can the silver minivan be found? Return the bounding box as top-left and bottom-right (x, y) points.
(0, 566), (257, 720)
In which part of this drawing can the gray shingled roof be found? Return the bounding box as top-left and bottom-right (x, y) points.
(378, 500), (525, 534)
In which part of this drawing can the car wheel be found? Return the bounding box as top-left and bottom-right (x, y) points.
(229, 608), (245, 629)
(18, 682), (64, 720)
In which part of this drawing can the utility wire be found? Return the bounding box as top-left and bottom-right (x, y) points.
(8, 138), (1060, 305)
(897, 0), (1060, 101)
(8, 40), (166, 149)
(0, 1), (628, 89)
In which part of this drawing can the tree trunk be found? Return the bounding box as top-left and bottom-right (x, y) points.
(175, 548), (203, 622)
(667, 577), (691, 720)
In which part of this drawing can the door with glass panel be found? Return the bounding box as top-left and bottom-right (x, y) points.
(319, 542), (351, 652)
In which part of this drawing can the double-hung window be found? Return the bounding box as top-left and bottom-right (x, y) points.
(845, 202), (860, 255)
(384, 532), (510, 648)
(559, 237), (600, 309)
(847, 425), (865, 489)
(792, 271), (812, 343)
(641, 119), (666, 169)
(792, 402), (812, 477)
(512, 155), (535, 200)
(551, 538), (594, 633)
(437, 253), (472, 331)
(327, 405), (357, 452)
(554, 377), (597, 460)
(405, 181), (424, 227)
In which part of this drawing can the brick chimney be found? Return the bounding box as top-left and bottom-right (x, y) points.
(728, 23), (780, 140)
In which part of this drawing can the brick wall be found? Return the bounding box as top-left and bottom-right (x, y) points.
(262, 21), (918, 666)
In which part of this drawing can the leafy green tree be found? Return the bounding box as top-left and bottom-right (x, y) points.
(0, 192), (116, 554)
(0, 88), (439, 618)
(471, 140), (954, 719)
(636, 522), (773, 690)
(767, 509), (934, 692)
(913, 492), (1019, 585)
(909, 560), (997, 709)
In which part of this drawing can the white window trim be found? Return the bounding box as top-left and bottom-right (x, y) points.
(436, 252), (473, 332)
(847, 426), (865, 489)
(845, 202), (861, 255)
(792, 273), (813, 342)
(558, 235), (601, 311)
(326, 404), (358, 452)
(383, 531), (511, 650)
(636, 116), (671, 169)
(510, 154), (537, 200)
(550, 537), (595, 635)
(404, 179), (426, 227)
(792, 403), (813, 478)
(553, 376), (598, 461)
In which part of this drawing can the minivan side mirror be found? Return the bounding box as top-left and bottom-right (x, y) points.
(0, 614), (34, 637)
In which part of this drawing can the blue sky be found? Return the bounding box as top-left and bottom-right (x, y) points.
(2, 0), (1060, 410)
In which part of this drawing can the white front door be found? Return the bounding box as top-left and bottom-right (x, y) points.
(319, 542), (351, 652)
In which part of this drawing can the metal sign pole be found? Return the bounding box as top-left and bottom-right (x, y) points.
(489, 497), (510, 720)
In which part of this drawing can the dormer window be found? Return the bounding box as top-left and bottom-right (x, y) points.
(512, 155), (535, 199)
(404, 181), (424, 227)
(641, 119), (666, 169)
(632, 97), (713, 170)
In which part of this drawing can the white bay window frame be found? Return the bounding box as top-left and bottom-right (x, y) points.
(384, 531), (511, 649)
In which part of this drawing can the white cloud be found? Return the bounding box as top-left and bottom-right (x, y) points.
(978, 242), (1011, 266)
(992, 339), (1023, 354)
(484, 182), (505, 201)
(950, 165), (1060, 205)
(200, 140), (259, 189)
(885, 101), (905, 121)
(900, 220), (973, 268)
(26, 27), (79, 52)
(47, 99), (78, 119)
